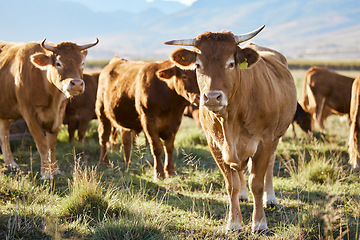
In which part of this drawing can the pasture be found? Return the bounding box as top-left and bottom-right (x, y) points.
(0, 68), (360, 239)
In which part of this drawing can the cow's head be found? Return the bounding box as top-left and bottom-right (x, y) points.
(157, 65), (200, 106)
(164, 26), (264, 114)
(30, 39), (99, 98)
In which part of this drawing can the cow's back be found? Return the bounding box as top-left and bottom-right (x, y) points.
(97, 58), (146, 132)
(305, 66), (354, 114)
(240, 43), (297, 138)
(0, 42), (44, 119)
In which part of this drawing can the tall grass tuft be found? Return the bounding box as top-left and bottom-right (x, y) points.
(60, 157), (122, 225)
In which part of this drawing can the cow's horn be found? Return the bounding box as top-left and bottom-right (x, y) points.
(78, 38), (99, 50)
(164, 38), (196, 46)
(41, 39), (56, 51)
(234, 25), (265, 44)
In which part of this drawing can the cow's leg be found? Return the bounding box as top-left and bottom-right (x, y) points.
(238, 170), (248, 202)
(78, 118), (90, 143)
(263, 153), (277, 208)
(44, 132), (61, 179)
(119, 127), (133, 165)
(0, 119), (18, 169)
(23, 118), (53, 179)
(249, 143), (272, 233)
(349, 119), (360, 171)
(164, 133), (176, 177)
(315, 97), (326, 130)
(67, 118), (77, 143)
(140, 114), (165, 178)
(97, 109), (112, 166)
(208, 140), (242, 231)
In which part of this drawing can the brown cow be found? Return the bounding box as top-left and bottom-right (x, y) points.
(96, 57), (199, 178)
(302, 66), (354, 130)
(165, 26), (297, 233)
(348, 75), (360, 171)
(0, 39), (98, 179)
(63, 72), (99, 143)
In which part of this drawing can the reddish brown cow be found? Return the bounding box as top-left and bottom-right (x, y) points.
(63, 72), (99, 143)
(348, 75), (360, 171)
(0, 39), (98, 179)
(302, 66), (354, 130)
(96, 57), (199, 178)
(165, 26), (297, 232)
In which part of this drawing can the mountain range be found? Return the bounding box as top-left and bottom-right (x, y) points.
(1, 0), (359, 60)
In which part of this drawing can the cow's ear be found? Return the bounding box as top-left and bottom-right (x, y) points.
(30, 53), (52, 70)
(82, 50), (88, 58)
(235, 47), (260, 69)
(157, 66), (176, 80)
(170, 48), (197, 69)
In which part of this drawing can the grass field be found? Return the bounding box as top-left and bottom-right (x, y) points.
(0, 69), (360, 239)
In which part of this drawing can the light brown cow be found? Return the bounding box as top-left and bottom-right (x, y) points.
(96, 57), (199, 178)
(0, 39), (98, 179)
(165, 26), (297, 233)
(302, 66), (354, 130)
(63, 72), (99, 143)
(348, 75), (360, 171)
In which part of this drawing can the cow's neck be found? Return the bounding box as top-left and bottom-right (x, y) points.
(36, 78), (69, 133)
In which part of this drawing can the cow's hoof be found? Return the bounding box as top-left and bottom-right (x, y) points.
(40, 173), (54, 180)
(6, 163), (19, 171)
(226, 222), (242, 233)
(53, 169), (63, 176)
(165, 171), (177, 178)
(265, 200), (277, 209)
(252, 229), (274, 236)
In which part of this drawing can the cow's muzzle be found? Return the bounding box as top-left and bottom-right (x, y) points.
(200, 90), (227, 111)
(63, 79), (85, 97)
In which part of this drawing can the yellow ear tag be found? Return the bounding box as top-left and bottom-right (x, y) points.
(239, 58), (248, 69)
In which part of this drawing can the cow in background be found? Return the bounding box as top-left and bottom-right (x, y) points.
(0, 39), (98, 179)
(348, 75), (360, 171)
(63, 72), (100, 143)
(302, 66), (354, 130)
(96, 57), (199, 179)
(165, 26), (297, 233)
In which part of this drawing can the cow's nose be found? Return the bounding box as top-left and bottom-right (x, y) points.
(69, 79), (85, 93)
(200, 90), (227, 111)
(202, 91), (223, 105)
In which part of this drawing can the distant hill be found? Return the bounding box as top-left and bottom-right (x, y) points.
(1, 0), (359, 60)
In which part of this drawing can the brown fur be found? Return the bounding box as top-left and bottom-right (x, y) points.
(0, 40), (96, 179)
(302, 66), (354, 130)
(169, 39), (297, 232)
(348, 75), (360, 171)
(96, 57), (199, 178)
(63, 72), (99, 143)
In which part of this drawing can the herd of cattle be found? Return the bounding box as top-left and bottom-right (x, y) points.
(1, 25), (359, 233)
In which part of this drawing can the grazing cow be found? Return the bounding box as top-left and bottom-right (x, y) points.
(291, 102), (312, 138)
(302, 66), (354, 130)
(0, 39), (98, 179)
(96, 57), (199, 178)
(348, 75), (360, 171)
(164, 26), (297, 232)
(63, 72), (100, 143)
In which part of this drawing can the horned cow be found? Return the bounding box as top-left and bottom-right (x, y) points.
(165, 26), (297, 233)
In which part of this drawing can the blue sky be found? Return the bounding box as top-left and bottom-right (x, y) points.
(58, 0), (197, 13)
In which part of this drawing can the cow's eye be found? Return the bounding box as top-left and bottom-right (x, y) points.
(56, 60), (63, 68)
(228, 61), (235, 69)
(81, 60), (85, 68)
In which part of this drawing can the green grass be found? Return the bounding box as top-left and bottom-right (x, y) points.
(1, 69), (360, 239)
